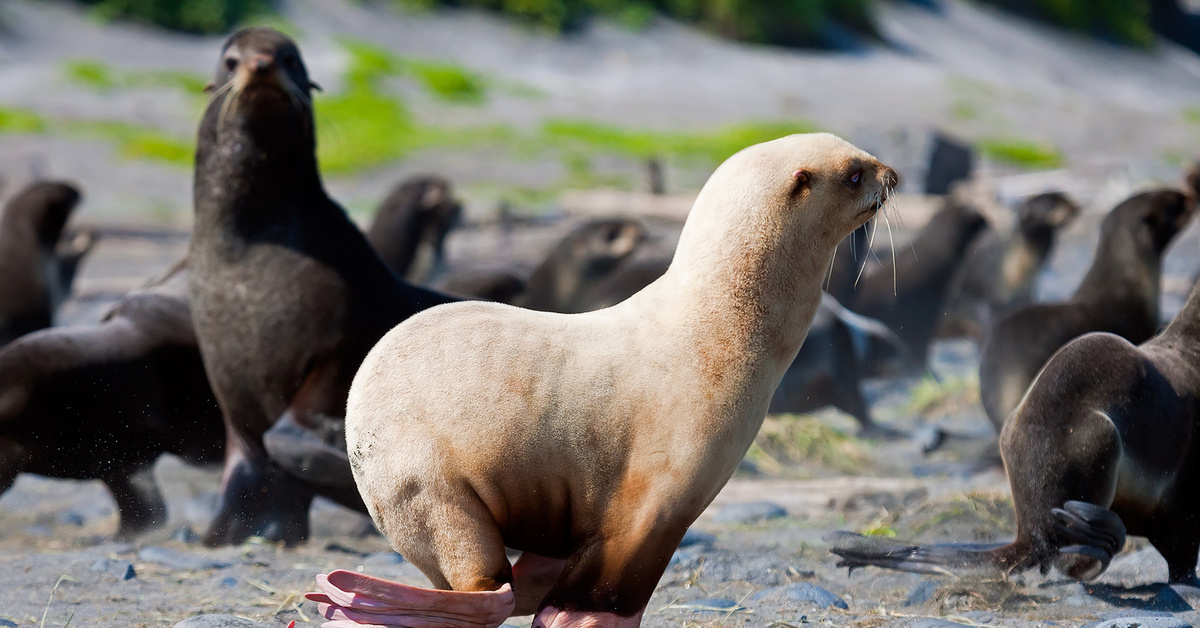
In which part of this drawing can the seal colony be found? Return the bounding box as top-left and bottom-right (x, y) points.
(828, 275), (1200, 585)
(307, 133), (898, 627)
(188, 27), (455, 546)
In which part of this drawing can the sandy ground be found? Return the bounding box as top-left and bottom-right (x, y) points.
(5, 0), (1200, 626)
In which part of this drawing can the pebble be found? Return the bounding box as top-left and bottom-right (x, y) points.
(56, 511), (86, 527)
(90, 558), (137, 580)
(174, 615), (276, 628)
(909, 620), (970, 628)
(363, 552), (406, 565)
(1085, 617), (1193, 628)
(219, 577), (238, 588)
(667, 597), (745, 613)
(0, 619), (16, 627)
(172, 526), (200, 544)
(678, 528), (717, 548)
(711, 501), (786, 524)
(752, 582), (847, 609)
(903, 579), (940, 606)
(138, 546), (232, 570)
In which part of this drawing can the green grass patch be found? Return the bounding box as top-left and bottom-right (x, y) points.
(904, 374), (980, 419)
(950, 100), (979, 121)
(0, 107), (49, 133)
(543, 119), (819, 165)
(405, 59), (487, 103)
(64, 60), (208, 95)
(747, 413), (868, 475)
(1184, 108), (1200, 126)
(60, 119), (194, 165)
(978, 137), (1064, 170)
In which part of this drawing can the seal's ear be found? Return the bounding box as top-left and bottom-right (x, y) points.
(204, 81), (216, 93)
(309, 81), (323, 92)
(793, 169), (811, 192)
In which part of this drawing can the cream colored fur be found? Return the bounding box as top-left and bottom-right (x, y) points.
(344, 133), (896, 617)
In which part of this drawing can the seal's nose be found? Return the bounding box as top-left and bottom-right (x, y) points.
(882, 167), (900, 189)
(246, 53), (275, 74)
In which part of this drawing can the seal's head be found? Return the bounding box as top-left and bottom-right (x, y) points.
(1106, 189), (1195, 254)
(2, 182), (81, 247)
(686, 133), (898, 260)
(1018, 191), (1079, 237)
(202, 27), (317, 143)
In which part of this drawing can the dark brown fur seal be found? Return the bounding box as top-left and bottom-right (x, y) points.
(979, 188), (1194, 432)
(846, 200), (988, 365)
(365, 175), (462, 283)
(0, 181), (94, 346)
(829, 276), (1200, 586)
(0, 265), (223, 538)
(188, 27), (455, 546)
(436, 218), (645, 313)
(939, 191), (1080, 339)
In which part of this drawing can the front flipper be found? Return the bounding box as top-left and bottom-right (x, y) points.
(263, 411), (363, 511)
(306, 569), (515, 628)
(1052, 500), (1126, 581)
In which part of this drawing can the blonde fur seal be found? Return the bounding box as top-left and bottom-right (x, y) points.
(307, 133), (897, 628)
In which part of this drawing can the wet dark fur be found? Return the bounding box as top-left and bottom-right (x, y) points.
(188, 28), (456, 546)
(365, 175), (462, 283)
(845, 201), (988, 365)
(0, 267), (222, 538)
(939, 192), (1080, 339)
(830, 276), (1200, 586)
(979, 189), (1194, 432)
(0, 181), (93, 345)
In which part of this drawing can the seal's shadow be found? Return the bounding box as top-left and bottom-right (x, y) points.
(1080, 582), (1193, 612)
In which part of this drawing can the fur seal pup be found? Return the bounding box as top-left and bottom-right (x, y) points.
(979, 188), (1194, 432)
(829, 276), (1200, 586)
(435, 218), (646, 312)
(0, 264), (223, 538)
(0, 181), (94, 346)
(189, 27), (455, 546)
(939, 192), (1080, 340)
(845, 200), (988, 366)
(365, 175), (462, 283)
(308, 133), (898, 628)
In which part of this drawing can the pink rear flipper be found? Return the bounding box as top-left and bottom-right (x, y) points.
(305, 569), (515, 628)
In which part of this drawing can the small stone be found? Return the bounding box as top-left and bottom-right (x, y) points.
(958, 611), (995, 623)
(678, 528), (717, 549)
(363, 552), (406, 565)
(0, 619), (16, 627)
(90, 558), (135, 580)
(219, 577), (238, 588)
(56, 511), (86, 527)
(910, 620), (971, 628)
(324, 542), (366, 555)
(174, 615), (276, 628)
(903, 579), (940, 606)
(1090, 617), (1193, 628)
(711, 501), (786, 525)
(172, 526), (200, 544)
(26, 524), (52, 537)
(752, 582), (847, 609)
(668, 598), (745, 613)
(139, 546), (232, 570)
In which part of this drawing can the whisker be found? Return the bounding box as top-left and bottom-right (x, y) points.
(884, 207), (897, 296)
(826, 239), (838, 290)
(854, 215), (882, 287)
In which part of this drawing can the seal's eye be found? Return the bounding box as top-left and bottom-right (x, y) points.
(224, 57), (238, 72)
(846, 170), (863, 188)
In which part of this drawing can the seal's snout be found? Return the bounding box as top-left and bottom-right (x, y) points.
(881, 166), (899, 191)
(248, 53), (274, 73)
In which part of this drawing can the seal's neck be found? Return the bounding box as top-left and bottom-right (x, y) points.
(1160, 283), (1200, 355)
(1072, 228), (1161, 319)
(192, 110), (327, 241)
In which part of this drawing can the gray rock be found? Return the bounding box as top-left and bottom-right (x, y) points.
(711, 501), (786, 524)
(0, 619), (16, 627)
(753, 582), (847, 610)
(904, 579), (940, 606)
(26, 524), (52, 537)
(1088, 617), (1193, 628)
(90, 558), (136, 580)
(678, 528), (717, 549)
(138, 546), (232, 570)
(174, 615), (276, 628)
(668, 598), (745, 613)
(219, 577), (237, 588)
(910, 620), (970, 628)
